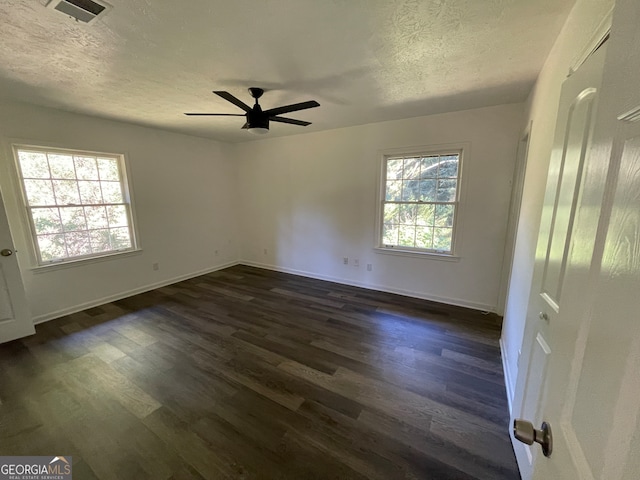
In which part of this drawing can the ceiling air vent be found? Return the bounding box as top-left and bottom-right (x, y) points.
(47, 0), (112, 24)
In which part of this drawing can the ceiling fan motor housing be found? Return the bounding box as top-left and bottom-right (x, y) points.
(246, 104), (269, 130)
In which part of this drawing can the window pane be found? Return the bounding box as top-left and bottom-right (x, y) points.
(401, 180), (419, 201)
(24, 179), (55, 206)
(48, 154), (76, 179)
(107, 205), (128, 227)
(435, 204), (454, 227)
(416, 204), (435, 226)
(52, 180), (80, 205)
(101, 181), (123, 203)
(386, 159), (403, 180)
(37, 234), (67, 261)
(419, 179), (437, 201)
(65, 231), (91, 257)
(385, 181), (402, 201)
(85, 206), (108, 229)
(60, 206), (87, 232)
(89, 229), (112, 253)
(110, 227), (132, 249)
(415, 227), (434, 249)
(398, 225), (415, 247)
(98, 158), (120, 181)
(439, 155), (459, 178)
(19, 151), (50, 178)
(420, 156), (440, 178)
(383, 203), (399, 226)
(434, 228), (453, 251)
(75, 156), (99, 180)
(403, 158), (420, 179)
(383, 224), (398, 245)
(398, 204), (416, 225)
(436, 179), (457, 202)
(78, 181), (103, 204)
(31, 207), (62, 234)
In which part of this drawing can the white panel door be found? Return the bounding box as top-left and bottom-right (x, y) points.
(514, 0), (640, 477)
(0, 190), (33, 343)
(511, 42), (607, 478)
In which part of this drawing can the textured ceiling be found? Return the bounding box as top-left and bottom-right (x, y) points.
(0, 0), (575, 143)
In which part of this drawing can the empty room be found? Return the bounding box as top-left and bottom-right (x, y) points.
(1, 0), (639, 479)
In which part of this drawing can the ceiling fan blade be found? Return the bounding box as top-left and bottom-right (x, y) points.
(184, 113), (246, 116)
(263, 100), (320, 117)
(213, 91), (252, 112)
(270, 116), (312, 126)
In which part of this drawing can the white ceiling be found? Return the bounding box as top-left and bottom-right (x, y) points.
(0, 0), (575, 143)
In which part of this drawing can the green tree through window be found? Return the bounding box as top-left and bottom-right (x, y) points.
(381, 151), (460, 254)
(14, 146), (136, 264)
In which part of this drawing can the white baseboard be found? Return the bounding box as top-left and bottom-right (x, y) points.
(33, 259), (497, 326)
(500, 336), (515, 415)
(32, 260), (239, 325)
(239, 259), (496, 313)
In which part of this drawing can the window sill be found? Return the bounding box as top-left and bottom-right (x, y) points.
(373, 247), (460, 262)
(30, 248), (143, 274)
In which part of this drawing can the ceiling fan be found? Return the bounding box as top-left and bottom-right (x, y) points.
(185, 88), (320, 134)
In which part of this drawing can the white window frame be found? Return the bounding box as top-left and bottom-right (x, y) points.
(375, 144), (464, 259)
(12, 144), (139, 267)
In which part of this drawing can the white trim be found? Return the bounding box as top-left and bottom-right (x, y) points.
(617, 105), (640, 123)
(30, 248), (143, 273)
(497, 122), (532, 316)
(239, 259), (495, 312)
(568, 6), (613, 76)
(500, 336), (515, 414)
(373, 247), (460, 262)
(32, 260), (238, 324)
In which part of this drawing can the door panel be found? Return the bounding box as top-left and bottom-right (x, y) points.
(570, 132), (640, 479)
(0, 191), (33, 343)
(512, 42), (607, 479)
(519, 332), (551, 464)
(541, 90), (597, 310)
(0, 264), (16, 321)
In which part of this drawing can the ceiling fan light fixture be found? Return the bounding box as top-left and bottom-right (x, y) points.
(248, 127), (269, 135)
(246, 112), (269, 134)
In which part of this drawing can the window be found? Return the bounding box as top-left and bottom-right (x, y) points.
(13, 145), (137, 265)
(379, 149), (461, 255)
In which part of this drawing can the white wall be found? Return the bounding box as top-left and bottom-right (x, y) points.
(0, 102), (238, 322)
(235, 104), (523, 311)
(500, 0), (615, 406)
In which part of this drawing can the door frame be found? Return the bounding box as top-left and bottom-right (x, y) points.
(498, 122), (532, 317)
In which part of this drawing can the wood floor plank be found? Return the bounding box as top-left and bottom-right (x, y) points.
(0, 265), (519, 479)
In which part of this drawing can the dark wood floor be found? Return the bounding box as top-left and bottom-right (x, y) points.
(0, 265), (519, 479)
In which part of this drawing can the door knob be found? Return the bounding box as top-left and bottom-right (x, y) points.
(513, 419), (553, 457)
(0, 249), (13, 257)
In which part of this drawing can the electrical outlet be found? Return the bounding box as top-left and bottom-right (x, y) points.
(367, 263), (372, 271)
(152, 262), (159, 271)
(354, 259), (359, 267)
(343, 257), (348, 265)
(263, 248), (268, 255)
